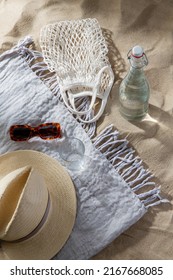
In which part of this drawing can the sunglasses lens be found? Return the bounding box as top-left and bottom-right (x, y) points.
(11, 127), (31, 141)
(38, 123), (61, 139)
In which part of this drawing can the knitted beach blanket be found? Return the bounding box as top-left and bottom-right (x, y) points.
(0, 38), (166, 260)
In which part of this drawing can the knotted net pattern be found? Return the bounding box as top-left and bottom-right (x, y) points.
(40, 18), (114, 123)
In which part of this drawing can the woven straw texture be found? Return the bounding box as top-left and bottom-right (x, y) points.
(0, 150), (76, 260)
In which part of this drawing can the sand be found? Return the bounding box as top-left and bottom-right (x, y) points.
(0, 0), (173, 259)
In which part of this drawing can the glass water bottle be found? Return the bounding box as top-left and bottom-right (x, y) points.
(119, 45), (150, 121)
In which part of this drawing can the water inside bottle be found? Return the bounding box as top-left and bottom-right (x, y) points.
(119, 45), (150, 121)
(120, 69), (149, 120)
(119, 82), (149, 121)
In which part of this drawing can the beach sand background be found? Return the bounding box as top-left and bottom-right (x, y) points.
(1, 0), (173, 259)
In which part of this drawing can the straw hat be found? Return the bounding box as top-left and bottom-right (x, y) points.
(0, 150), (77, 260)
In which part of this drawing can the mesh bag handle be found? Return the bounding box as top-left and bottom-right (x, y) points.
(40, 18), (114, 123)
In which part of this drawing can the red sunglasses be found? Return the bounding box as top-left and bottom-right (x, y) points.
(10, 123), (61, 141)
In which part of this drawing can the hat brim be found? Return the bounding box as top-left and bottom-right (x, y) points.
(0, 150), (77, 260)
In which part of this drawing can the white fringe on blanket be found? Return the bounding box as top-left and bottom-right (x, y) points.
(1, 36), (168, 210)
(92, 125), (169, 208)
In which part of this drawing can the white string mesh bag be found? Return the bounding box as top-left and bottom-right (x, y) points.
(40, 18), (114, 123)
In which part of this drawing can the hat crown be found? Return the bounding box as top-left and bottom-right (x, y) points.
(0, 166), (48, 241)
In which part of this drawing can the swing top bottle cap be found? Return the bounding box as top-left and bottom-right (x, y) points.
(132, 45), (144, 58)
